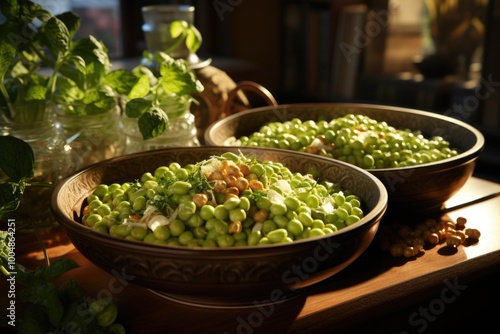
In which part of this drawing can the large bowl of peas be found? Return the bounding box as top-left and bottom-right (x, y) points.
(204, 103), (485, 214)
(51, 146), (387, 307)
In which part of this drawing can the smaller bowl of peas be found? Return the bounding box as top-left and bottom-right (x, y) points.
(204, 103), (485, 214)
(51, 146), (387, 307)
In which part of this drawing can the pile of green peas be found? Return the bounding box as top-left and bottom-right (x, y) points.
(82, 152), (365, 247)
(233, 114), (459, 169)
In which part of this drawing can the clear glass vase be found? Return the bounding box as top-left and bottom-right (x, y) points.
(122, 95), (199, 154)
(55, 104), (125, 168)
(0, 105), (79, 229)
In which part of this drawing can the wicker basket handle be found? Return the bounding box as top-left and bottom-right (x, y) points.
(224, 80), (278, 117)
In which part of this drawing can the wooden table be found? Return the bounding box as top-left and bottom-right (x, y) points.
(2, 176), (500, 333)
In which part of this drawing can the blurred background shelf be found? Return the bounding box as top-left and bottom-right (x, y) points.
(39, 0), (500, 182)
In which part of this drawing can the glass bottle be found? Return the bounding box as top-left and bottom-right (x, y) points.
(0, 104), (78, 229)
(140, 4), (247, 143)
(55, 103), (124, 168)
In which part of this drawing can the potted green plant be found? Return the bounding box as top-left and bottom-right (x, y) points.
(0, 135), (125, 333)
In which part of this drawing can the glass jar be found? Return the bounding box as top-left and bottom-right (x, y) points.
(0, 105), (79, 229)
(122, 95), (199, 154)
(56, 104), (124, 168)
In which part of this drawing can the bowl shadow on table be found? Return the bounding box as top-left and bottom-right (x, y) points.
(119, 288), (309, 334)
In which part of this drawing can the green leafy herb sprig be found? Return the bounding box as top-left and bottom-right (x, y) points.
(1, 0), (204, 140)
(0, 0), (114, 121)
(108, 51), (204, 140)
(0, 136), (125, 333)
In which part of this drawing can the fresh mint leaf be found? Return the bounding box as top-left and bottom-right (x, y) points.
(105, 69), (139, 95)
(125, 98), (151, 118)
(56, 11), (80, 39)
(169, 20), (202, 53)
(81, 90), (116, 115)
(38, 16), (70, 56)
(128, 74), (150, 100)
(186, 28), (202, 54)
(159, 60), (202, 95)
(0, 40), (16, 79)
(138, 107), (169, 140)
(58, 54), (86, 89)
(0, 135), (34, 181)
(24, 84), (47, 101)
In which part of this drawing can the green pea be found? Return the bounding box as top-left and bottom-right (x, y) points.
(283, 196), (300, 212)
(93, 222), (108, 234)
(152, 225), (170, 241)
(223, 197), (240, 210)
(129, 188), (147, 202)
(175, 168), (189, 181)
(250, 163), (266, 177)
(143, 180), (158, 190)
(262, 220), (278, 235)
(200, 205), (215, 220)
(188, 213), (204, 228)
(168, 162), (181, 172)
(214, 205), (229, 221)
(229, 208), (247, 222)
(273, 215), (289, 228)
(352, 207), (364, 217)
(248, 230), (262, 245)
(169, 181), (192, 196)
(178, 231), (194, 245)
(93, 184), (108, 199)
(132, 196), (146, 212)
(305, 194), (320, 209)
(267, 229), (288, 243)
(312, 219), (325, 229)
(217, 234), (235, 247)
(169, 219), (185, 237)
(144, 233), (157, 244)
(256, 197), (272, 211)
(221, 152), (240, 162)
(89, 199), (103, 212)
(270, 202), (287, 216)
(131, 226), (147, 240)
(112, 224), (132, 238)
(287, 218), (304, 236)
(178, 201), (196, 220)
(346, 215), (361, 226)
(214, 219), (229, 234)
(154, 166), (170, 178)
(140, 172), (154, 183)
(298, 211), (314, 227)
(335, 208), (349, 221)
(309, 228), (326, 238)
(238, 197), (251, 211)
(202, 239), (217, 247)
(85, 213), (102, 227)
(96, 203), (111, 217)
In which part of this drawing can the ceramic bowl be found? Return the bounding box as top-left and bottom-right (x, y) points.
(51, 147), (387, 308)
(204, 103), (485, 214)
